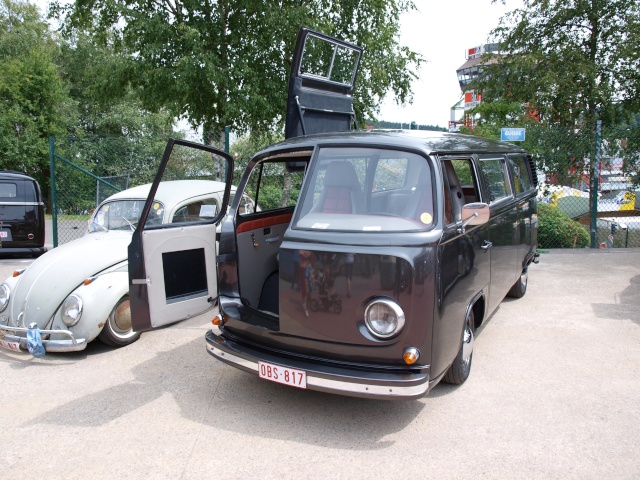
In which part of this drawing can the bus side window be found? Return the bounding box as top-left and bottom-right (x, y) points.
(442, 159), (479, 224)
(479, 158), (512, 203)
(240, 161), (306, 216)
(507, 155), (533, 195)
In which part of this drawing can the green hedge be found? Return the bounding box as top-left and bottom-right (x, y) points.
(538, 202), (590, 248)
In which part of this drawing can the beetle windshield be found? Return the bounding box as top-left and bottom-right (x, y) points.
(294, 147), (435, 232)
(89, 199), (164, 232)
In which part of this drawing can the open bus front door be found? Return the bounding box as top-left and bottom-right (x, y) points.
(128, 138), (234, 332)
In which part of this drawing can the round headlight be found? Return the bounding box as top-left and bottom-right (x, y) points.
(364, 298), (405, 339)
(0, 284), (10, 312)
(61, 295), (83, 326)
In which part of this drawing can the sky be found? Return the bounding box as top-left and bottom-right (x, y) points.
(32, 0), (521, 130)
(378, 0), (521, 128)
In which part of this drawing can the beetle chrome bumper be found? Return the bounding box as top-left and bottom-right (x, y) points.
(0, 325), (87, 353)
(206, 329), (431, 400)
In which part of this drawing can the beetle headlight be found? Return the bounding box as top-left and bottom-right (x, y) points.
(61, 295), (83, 326)
(364, 298), (405, 339)
(0, 284), (10, 312)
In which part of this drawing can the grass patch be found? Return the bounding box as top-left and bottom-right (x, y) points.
(46, 214), (91, 221)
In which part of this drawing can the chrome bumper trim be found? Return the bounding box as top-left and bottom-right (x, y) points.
(206, 337), (430, 399)
(0, 326), (87, 353)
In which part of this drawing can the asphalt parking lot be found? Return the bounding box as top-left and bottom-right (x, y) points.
(1, 249), (639, 479)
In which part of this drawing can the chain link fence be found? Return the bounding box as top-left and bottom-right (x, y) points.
(524, 121), (640, 249)
(49, 135), (168, 246)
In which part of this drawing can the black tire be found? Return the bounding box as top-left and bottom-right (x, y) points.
(443, 308), (474, 385)
(309, 298), (319, 312)
(333, 302), (342, 314)
(97, 296), (141, 347)
(507, 267), (528, 298)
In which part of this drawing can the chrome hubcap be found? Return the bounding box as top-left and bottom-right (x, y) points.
(112, 299), (132, 334)
(461, 315), (474, 367)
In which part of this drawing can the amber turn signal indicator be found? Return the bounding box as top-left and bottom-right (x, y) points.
(212, 314), (225, 326)
(12, 269), (25, 277)
(403, 347), (420, 365)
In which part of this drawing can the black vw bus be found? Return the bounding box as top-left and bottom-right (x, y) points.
(0, 170), (47, 256)
(128, 29), (538, 399)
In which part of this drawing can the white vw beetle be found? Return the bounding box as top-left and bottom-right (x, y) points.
(0, 179), (238, 354)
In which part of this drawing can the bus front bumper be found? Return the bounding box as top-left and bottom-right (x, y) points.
(205, 329), (431, 400)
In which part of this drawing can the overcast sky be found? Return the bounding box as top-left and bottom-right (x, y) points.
(378, 0), (521, 128)
(33, 0), (521, 130)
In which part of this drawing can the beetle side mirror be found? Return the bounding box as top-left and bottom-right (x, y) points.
(457, 202), (490, 234)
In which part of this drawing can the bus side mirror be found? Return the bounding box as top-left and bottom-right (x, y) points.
(457, 202), (490, 234)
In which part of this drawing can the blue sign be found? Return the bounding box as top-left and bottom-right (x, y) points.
(501, 128), (526, 142)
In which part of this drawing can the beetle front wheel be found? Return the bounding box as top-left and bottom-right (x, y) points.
(97, 295), (141, 347)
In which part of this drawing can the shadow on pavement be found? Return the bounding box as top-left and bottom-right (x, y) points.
(24, 336), (431, 450)
(591, 274), (640, 325)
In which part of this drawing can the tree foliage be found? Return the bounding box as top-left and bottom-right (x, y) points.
(467, 0), (640, 190)
(229, 132), (282, 185)
(479, 0), (640, 126)
(1, 1), (184, 206)
(0, 0), (71, 186)
(53, 0), (423, 140)
(49, 31), (182, 216)
(55, 34), (178, 184)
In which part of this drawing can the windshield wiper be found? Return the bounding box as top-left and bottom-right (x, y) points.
(122, 217), (138, 232)
(90, 220), (108, 232)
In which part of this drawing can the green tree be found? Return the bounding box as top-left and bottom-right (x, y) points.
(481, 0), (640, 126)
(229, 132), (282, 184)
(55, 34), (180, 188)
(230, 133), (303, 210)
(0, 0), (72, 190)
(468, 0), (640, 223)
(53, 0), (422, 143)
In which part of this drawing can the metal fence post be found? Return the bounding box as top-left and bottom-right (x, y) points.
(49, 136), (58, 248)
(590, 119), (602, 248)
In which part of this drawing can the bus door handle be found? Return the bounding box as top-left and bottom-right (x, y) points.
(481, 241), (493, 251)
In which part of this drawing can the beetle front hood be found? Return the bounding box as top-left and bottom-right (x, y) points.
(6, 231), (132, 328)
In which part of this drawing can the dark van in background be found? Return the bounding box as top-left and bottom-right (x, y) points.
(127, 28), (539, 400)
(0, 171), (47, 256)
